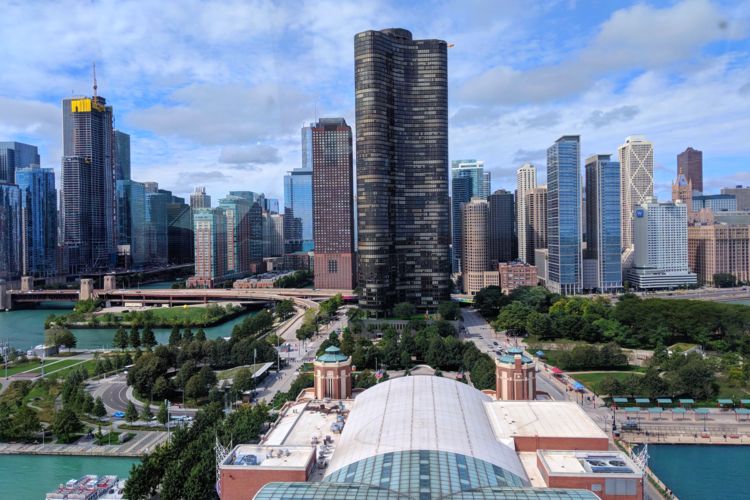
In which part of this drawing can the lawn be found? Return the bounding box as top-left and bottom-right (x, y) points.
(46, 359), (97, 380)
(120, 305), (235, 326)
(216, 363), (267, 380)
(570, 371), (643, 395)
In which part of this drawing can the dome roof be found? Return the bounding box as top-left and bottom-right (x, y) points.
(316, 345), (349, 363)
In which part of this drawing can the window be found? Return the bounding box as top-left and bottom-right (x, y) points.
(328, 259), (338, 273)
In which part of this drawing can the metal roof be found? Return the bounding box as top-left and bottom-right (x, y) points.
(317, 345), (349, 363)
(612, 397), (628, 403)
(678, 398), (695, 404)
(656, 398), (672, 404)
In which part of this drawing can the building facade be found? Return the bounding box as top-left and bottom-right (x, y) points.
(451, 175), (474, 273)
(219, 195), (251, 277)
(547, 136), (582, 295)
(461, 198), (499, 294)
(721, 185), (750, 211)
(0, 182), (21, 281)
(145, 187), (171, 266)
(16, 165), (57, 277)
(495, 347), (536, 401)
(516, 163), (537, 264)
(283, 166), (313, 253)
(618, 136), (654, 252)
(313, 346), (352, 400)
(488, 189), (515, 264)
(167, 198), (193, 265)
(190, 207), (227, 288)
(115, 180), (146, 268)
(0, 142), (40, 183)
(584, 155), (622, 292)
(61, 96), (116, 273)
(692, 194), (736, 213)
(355, 28), (450, 313)
(525, 186), (547, 266)
(311, 118), (355, 290)
(688, 223), (750, 285)
(628, 199), (697, 289)
(114, 130), (130, 181)
(677, 146), (702, 194)
(498, 262), (537, 294)
(190, 186), (211, 209)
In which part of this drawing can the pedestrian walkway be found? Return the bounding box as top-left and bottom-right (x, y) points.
(0, 430), (168, 457)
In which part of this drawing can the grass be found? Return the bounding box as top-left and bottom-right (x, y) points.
(216, 363), (267, 380)
(119, 305), (236, 326)
(26, 359), (85, 375)
(49, 359), (97, 379)
(572, 371), (643, 395)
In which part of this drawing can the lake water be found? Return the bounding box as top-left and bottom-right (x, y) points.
(648, 444), (750, 499)
(0, 455), (138, 500)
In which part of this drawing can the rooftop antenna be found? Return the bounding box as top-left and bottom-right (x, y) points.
(92, 62), (98, 99)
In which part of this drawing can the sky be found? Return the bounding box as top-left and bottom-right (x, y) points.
(0, 0), (748, 202)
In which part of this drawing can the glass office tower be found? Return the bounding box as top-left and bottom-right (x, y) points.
(0, 182), (21, 281)
(547, 135), (582, 295)
(0, 142), (40, 183)
(16, 165), (57, 277)
(283, 167), (313, 252)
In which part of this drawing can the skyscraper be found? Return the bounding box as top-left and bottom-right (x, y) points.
(483, 172), (491, 199)
(189, 207), (227, 288)
(114, 130), (130, 181)
(721, 185), (750, 211)
(219, 195), (250, 277)
(452, 160), (486, 199)
(0, 142), (40, 183)
(61, 95), (116, 273)
(262, 212), (284, 258)
(311, 118), (355, 290)
(0, 182), (21, 281)
(628, 198), (697, 289)
(584, 155), (621, 292)
(230, 191), (264, 268)
(525, 186), (547, 265)
(547, 136), (582, 295)
(461, 198), (498, 295)
(145, 187), (171, 266)
(487, 189), (515, 264)
(115, 180), (146, 268)
(618, 135), (653, 252)
(16, 165), (57, 277)
(451, 175), (474, 273)
(283, 166), (313, 253)
(356, 28), (450, 313)
(516, 164), (537, 263)
(190, 186), (211, 209)
(167, 197), (193, 265)
(677, 147), (702, 194)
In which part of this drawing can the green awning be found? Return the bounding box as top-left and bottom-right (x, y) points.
(656, 398), (672, 404)
(625, 407), (641, 413)
(635, 398), (650, 404)
(672, 408), (687, 414)
(612, 397), (629, 403)
(695, 408), (710, 414)
(678, 398), (695, 404)
(740, 399), (750, 405)
(648, 407), (663, 413)
(735, 408), (750, 415)
(717, 399), (734, 405)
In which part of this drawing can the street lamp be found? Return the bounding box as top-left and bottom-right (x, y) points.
(612, 406), (618, 432)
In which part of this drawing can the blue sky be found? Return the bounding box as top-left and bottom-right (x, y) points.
(0, 0), (748, 202)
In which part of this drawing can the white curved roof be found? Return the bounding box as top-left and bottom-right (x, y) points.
(325, 376), (527, 480)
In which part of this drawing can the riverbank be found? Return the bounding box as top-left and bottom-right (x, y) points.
(0, 430), (167, 458)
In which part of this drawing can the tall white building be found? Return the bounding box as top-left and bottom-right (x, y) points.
(516, 163), (537, 263)
(627, 198), (697, 289)
(618, 136), (654, 253)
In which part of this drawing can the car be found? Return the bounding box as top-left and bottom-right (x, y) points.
(113, 411), (125, 418)
(493, 341), (498, 346)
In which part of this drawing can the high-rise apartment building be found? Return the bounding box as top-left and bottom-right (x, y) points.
(145, 187), (171, 266)
(0, 142), (40, 183)
(230, 191), (264, 268)
(461, 198), (498, 294)
(114, 130), (130, 181)
(115, 180), (147, 268)
(516, 164), (537, 263)
(627, 198), (697, 289)
(483, 172), (491, 199)
(677, 147), (703, 194)
(547, 136), (582, 295)
(451, 175), (474, 273)
(452, 160), (486, 198)
(689, 222), (750, 286)
(0, 182), (21, 281)
(16, 165), (57, 277)
(525, 186), (547, 265)
(219, 195), (250, 277)
(189, 207), (227, 288)
(311, 118), (355, 290)
(487, 189), (515, 264)
(167, 198), (193, 265)
(61, 96), (116, 273)
(618, 135), (653, 252)
(190, 186), (211, 209)
(263, 213), (284, 258)
(283, 166), (313, 253)
(721, 186), (750, 211)
(584, 155), (621, 292)
(356, 28), (450, 313)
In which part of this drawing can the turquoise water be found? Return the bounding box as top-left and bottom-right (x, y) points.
(0, 305), (257, 351)
(0, 455), (138, 500)
(729, 299), (750, 306)
(648, 444), (750, 499)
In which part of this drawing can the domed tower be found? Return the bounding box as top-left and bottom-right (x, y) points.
(495, 347), (536, 400)
(313, 346), (352, 400)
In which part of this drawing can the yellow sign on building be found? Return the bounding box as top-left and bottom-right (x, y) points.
(70, 98), (92, 113)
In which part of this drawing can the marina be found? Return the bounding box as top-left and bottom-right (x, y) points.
(46, 475), (124, 500)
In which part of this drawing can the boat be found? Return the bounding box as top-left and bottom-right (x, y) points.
(45, 475), (120, 500)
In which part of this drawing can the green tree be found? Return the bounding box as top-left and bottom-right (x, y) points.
(113, 327), (129, 350)
(275, 299), (295, 321)
(93, 397), (107, 419)
(233, 367), (254, 392)
(157, 400), (169, 425)
(183, 327), (194, 343)
(473, 286), (508, 319)
(184, 374), (208, 400)
(152, 376), (169, 400)
(195, 328), (207, 342)
(494, 302), (532, 334)
(141, 403), (153, 421)
(393, 302), (417, 320)
(141, 327), (157, 349)
(129, 327), (141, 349)
(45, 326), (76, 350)
(52, 407), (82, 442)
(713, 273), (737, 288)
(125, 401), (139, 423)
(438, 301), (461, 321)
(168, 326), (182, 346)
(526, 311), (552, 339)
(12, 405), (41, 440)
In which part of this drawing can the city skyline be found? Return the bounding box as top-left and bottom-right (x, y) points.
(0, 1), (748, 203)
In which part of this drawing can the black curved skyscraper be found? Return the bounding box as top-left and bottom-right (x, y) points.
(355, 28), (451, 314)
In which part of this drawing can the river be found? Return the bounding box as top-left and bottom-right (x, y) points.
(648, 444), (750, 499)
(0, 455), (138, 500)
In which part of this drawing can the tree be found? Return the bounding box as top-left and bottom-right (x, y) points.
(45, 326), (76, 350)
(141, 403), (153, 421)
(393, 302), (416, 320)
(12, 405), (41, 440)
(473, 286), (508, 319)
(714, 273), (737, 288)
(183, 327), (194, 343)
(494, 302), (532, 334)
(125, 401), (139, 423)
(157, 400), (169, 425)
(184, 374), (208, 400)
(113, 327), (129, 350)
(93, 397), (107, 419)
(275, 299), (295, 321)
(142, 327), (157, 349)
(233, 367), (254, 392)
(168, 326), (182, 346)
(129, 327), (141, 349)
(52, 407), (82, 442)
(195, 328), (207, 342)
(438, 301), (461, 321)
(526, 311), (552, 339)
